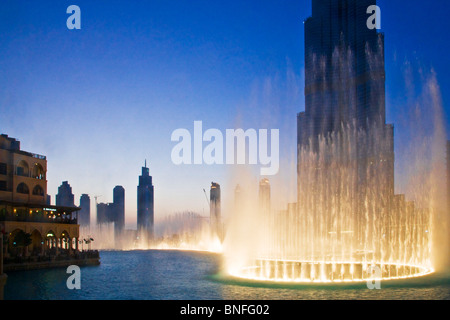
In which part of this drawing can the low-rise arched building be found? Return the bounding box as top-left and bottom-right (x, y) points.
(0, 134), (82, 259)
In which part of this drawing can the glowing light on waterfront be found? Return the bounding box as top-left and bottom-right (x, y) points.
(223, 65), (445, 284)
(80, 212), (224, 254)
(228, 259), (434, 283)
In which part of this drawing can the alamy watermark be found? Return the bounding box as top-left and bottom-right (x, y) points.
(67, 5), (81, 30)
(66, 265), (81, 290)
(171, 121), (280, 175)
(367, 5), (381, 30)
(366, 265), (381, 290)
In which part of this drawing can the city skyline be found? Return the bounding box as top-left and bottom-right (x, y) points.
(1, 0), (449, 303)
(1, 0), (449, 229)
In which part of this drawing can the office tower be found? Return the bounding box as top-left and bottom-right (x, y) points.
(258, 178), (270, 215)
(56, 181), (75, 207)
(259, 178), (271, 251)
(113, 186), (125, 234)
(96, 187), (125, 232)
(297, 0), (394, 208)
(210, 182), (221, 240)
(79, 194), (91, 227)
(96, 202), (110, 225)
(300, 0), (387, 139)
(137, 161), (154, 240)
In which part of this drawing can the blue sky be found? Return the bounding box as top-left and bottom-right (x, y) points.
(1, 1), (449, 228)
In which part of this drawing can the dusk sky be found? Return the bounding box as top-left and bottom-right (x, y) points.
(1, 0), (449, 228)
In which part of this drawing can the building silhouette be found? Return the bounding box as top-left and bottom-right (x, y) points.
(96, 186), (125, 235)
(113, 186), (125, 235)
(297, 0), (394, 220)
(259, 179), (271, 250)
(96, 202), (110, 225)
(299, 0), (389, 138)
(79, 194), (90, 227)
(258, 178), (270, 215)
(210, 182), (221, 240)
(137, 161), (154, 241)
(56, 181), (75, 207)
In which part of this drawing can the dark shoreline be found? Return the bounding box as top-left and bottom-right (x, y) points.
(3, 257), (100, 272)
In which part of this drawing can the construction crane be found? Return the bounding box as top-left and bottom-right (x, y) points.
(203, 188), (210, 206)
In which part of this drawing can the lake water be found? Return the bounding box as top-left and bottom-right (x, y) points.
(4, 250), (450, 300)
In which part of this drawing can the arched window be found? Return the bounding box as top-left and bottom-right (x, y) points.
(16, 160), (29, 177)
(30, 230), (43, 252)
(32, 185), (44, 196)
(32, 163), (45, 180)
(46, 230), (56, 238)
(16, 182), (29, 194)
(61, 230), (70, 239)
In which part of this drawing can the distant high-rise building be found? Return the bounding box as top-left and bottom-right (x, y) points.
(96, 202), (110, 225)
(210, 182), (221, 240)
(96, 186), (125, 234)
(258, 178), (270, 215)
(259, 178), (271, 251)
(113, 186), (125, 234)
(137, 161), (154, 240)
(56, 181), (75, 207)
(79, 194), (91, 227)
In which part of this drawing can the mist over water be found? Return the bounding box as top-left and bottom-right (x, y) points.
(222, 51), (449, 282)
(80, 211), (222, 252)
(393, 66), (448, 270)
(77, 56), (449, 283)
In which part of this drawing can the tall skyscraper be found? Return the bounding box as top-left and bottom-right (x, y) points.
(79, 194), (91, 227)
(210, 182), (221, 240)
(113, 186), (125, 234)
(299, 0), (388, 140)
(297, 0), (394, 212)
(258, 178), (270, 215)
(137, 161), (154, 240)
(56, 181), (75, 207)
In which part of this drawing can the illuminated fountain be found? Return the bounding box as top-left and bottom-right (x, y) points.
(226, 123), (436, 283)
(223, 57), (445, 284)
(152, 212), (223, 252)
(80, 212), (223, 252)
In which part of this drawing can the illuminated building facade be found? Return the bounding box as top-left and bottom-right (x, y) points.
(0, 134), (81, 260)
